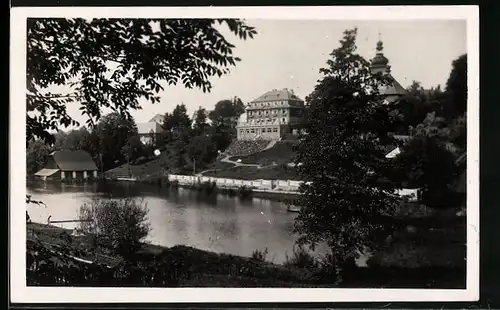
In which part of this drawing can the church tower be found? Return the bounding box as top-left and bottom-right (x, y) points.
(369, 35), (406, 102)
(370, 36), (391, 75)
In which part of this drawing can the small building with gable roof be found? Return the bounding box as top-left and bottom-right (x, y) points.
(35, 150), (98, 181)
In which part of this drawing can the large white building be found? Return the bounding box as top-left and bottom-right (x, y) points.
(236, 88), (306, 141)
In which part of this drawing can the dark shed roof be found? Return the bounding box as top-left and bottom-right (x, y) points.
(52, 150), (98, 171)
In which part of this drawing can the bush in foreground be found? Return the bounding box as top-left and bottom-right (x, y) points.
(284, 245), (318, 270)
(78, 198), (151, 258)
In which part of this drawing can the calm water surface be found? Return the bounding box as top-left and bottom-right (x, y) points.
(26, 181), (311, 264)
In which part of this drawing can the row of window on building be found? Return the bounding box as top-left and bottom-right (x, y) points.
(240, 127), (279, 134)
(248, 101), (291, 108)
(249, 118), (287, 124)
(248, 109), (287, 116)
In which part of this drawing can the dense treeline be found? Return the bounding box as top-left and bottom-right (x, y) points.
(150, 98), (246, 174)
(26, 98), (246, 176)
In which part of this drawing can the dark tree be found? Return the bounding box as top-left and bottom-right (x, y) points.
(27, 18), (257, 144)
(444, 54), (467, 118)
(94, 112), (139, 171)
(393, 112), (461, 208)
(186, 135), (217, 168)
(396, 81), (433, 131)
(52, 131), (68, 150)
(193, 106), (209, 136)
(59, 127), (92, 151)
(26, 139), (50, 174)
(449, 115), (466, 152)
(393, 136), (459, 208)
(162, 104), (192, 139)
(293, 28), (400, 274)
(208, 97), (245, 128)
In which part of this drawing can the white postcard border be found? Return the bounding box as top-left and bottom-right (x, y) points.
(10, 5), (479, 303)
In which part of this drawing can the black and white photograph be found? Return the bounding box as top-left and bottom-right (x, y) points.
(10, 6), (479, 303)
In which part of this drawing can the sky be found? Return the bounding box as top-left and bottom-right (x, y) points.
(56, 19), (466, 126)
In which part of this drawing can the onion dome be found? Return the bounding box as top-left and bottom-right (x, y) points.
(371, 39), (390, 74)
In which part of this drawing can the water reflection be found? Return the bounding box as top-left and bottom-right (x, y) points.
(26, 180), (302, 263)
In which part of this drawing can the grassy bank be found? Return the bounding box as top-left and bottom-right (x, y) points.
(26, 209), (466, 288)
(228, 141), (297, 166)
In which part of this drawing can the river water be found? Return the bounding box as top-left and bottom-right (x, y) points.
(26, 181), (312, 264)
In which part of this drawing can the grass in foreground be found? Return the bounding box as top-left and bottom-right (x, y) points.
(26, 210), (466, 288)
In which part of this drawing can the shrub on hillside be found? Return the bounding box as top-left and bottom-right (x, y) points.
(251, 248), (269, 262)
(78, 198), (151, 258)
(283, 245), (318, 269)
(313, 251), (341, 284)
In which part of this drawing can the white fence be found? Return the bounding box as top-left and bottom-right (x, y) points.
(167, 174), (419, 201)
(168, 174), (302, 192)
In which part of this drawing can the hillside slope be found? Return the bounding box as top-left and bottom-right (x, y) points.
(105, 139), (299, 181)
(229, 141), (296, 166)
(202, 140), (299, 180)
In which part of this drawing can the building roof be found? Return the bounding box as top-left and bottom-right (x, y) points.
(149, 114), (164, 124)
(35, 168), (60, 177)
(379, 75), (407, 97)
(51, 150), (98, 171)
(370, 39), (407, 99)
(371, 41), (389, 68)
(385, 147), (401, 159)
(137, 122), (163, 135)
(251, 88), (303, 103)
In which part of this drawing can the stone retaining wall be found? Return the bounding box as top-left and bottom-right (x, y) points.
(167, 174), (419, 201)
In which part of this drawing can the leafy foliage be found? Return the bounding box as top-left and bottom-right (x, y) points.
(53, 127), (91, 151)
(449, 115), (466, 152)
(162, 104), (192, 138)
(395, 81), (445, 132)
(293, 28), (400, 270)
(26, 240), (190, 287)
(251, 248), (269, 262)
(26, 195), (47, 208)
(393, 136), (459, 208)
(26, 139), (50, 174)
(444, 54), (467, 119)
(94, 112), (141, 171)
(78, 198), (151, 258)
(193, 106), (210, 136)
(392, 112), (461, 208)
(283, 245), (318, 270)
(27, 18), (257, 144)
(209, 98), (245, 125)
